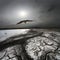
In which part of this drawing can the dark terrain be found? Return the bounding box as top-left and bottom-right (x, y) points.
(0, 29), (60, 60)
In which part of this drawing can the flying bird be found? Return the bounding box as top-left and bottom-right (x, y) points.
(16, 20), (33, 25)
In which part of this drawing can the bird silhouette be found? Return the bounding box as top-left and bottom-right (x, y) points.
(16, 20), (33, 25)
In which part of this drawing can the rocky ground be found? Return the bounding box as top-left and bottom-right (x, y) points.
(0, 29), (60, 60)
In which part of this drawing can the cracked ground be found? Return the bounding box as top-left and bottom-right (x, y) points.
(0, 29), (60, 60)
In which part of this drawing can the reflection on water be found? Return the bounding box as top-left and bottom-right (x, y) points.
(0, 29), (29, 41)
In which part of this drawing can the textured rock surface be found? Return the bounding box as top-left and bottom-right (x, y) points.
(0, 29), (60, 60)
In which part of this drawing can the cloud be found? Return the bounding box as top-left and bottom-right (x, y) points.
(0, 0), (60, 28)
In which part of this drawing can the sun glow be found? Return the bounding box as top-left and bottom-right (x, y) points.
(18, 10), (28, 18)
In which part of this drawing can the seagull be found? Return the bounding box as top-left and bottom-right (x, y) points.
(16, 20), (33, 25)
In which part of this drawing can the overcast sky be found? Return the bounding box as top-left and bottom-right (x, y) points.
(0, 0), (60, 28)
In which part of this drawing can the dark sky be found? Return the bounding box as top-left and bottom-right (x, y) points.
(0, 0), (60, 28)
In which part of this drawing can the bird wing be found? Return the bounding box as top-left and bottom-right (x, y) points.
(16, 21), (23, 25)
(16, 20), (33, 25)
(26, 20), (33, 22)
